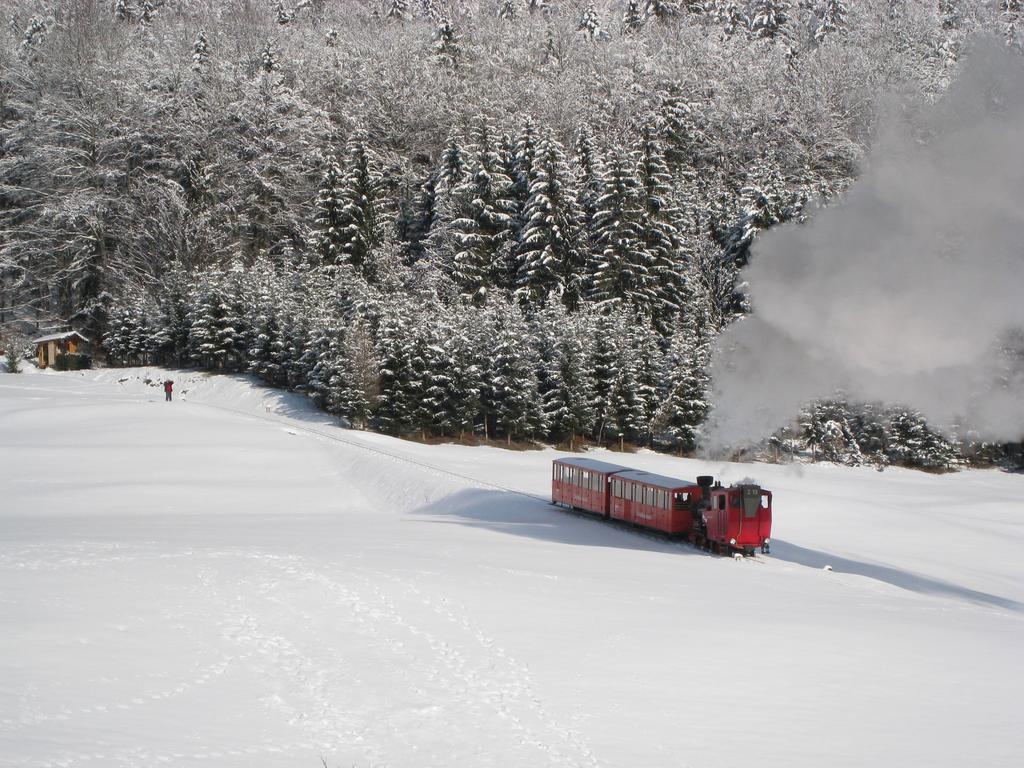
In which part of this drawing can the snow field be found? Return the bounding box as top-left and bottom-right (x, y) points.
(1, 368), (1022, 768)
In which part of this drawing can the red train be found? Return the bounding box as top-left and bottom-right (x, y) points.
(551, 457), (772, 555)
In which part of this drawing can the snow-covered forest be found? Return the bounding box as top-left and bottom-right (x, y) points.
(2, 0), (1021, 467)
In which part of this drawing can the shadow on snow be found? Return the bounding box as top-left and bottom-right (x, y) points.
(411, 487), (703, 557)
(770, 539), (1024, 613)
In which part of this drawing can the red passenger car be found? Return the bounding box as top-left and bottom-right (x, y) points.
(609, 470), (704, 536)
(551, 457), (629, 517)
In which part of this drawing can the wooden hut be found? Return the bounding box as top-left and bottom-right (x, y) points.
(33, 331), (90, 369)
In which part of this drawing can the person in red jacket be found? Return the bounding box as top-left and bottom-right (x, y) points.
(163, 379), (173, 402)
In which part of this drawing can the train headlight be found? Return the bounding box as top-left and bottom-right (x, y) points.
(729, 538), (736, 546)
(764, 538), (770, 544)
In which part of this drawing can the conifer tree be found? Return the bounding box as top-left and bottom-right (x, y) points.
(498, 0), (518, 21)
(311, 158), (347, 269)
(574, 128), (604, 271)
(334, 133), (387, 277)
(635, 124), (683, 332)
(886, 408), (959, 470)
(489, 306), (546, 443)
(589, 312), (622, 444)
(188, 273), (229, 369)
(333, 320), (379, 429)
(405, 173), (440, 263)
(434, 17), (461, 68)
(446, 120), (517, 303)
(623, 1), (645, 33)
(543, 322), (595, 446)
(578, 3), (608, 40)
(645, 1), (681, 24)
(813, 0), (848, 44)
(275, 2), (295, 25)
(191, 31), (209, 72)
(259, 41), (278, 73)
(114, 0), (134, 23)
(386, 0), (412, 22)
(515, 135), (585, 308)
(749, 0), (789, 39)
(589, 151), (657, 315)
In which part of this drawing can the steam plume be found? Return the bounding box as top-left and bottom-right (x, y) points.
(705, 40), (1024, 450)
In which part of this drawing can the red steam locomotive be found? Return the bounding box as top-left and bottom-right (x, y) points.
(551, 457), (772, 555)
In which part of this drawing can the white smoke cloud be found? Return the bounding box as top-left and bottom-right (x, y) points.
(704, 39), (1024, 450)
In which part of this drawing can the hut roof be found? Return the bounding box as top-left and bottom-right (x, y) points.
(32, 331), (90, 344)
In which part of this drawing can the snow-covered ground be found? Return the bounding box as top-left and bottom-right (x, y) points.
(1, 367), (1021, 768)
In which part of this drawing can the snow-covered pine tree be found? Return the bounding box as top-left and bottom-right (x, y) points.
(938, 0), (960, 30)
(373, 309), (417, 435)
(139, 1), (157, 24)
(334, 132), (387, 278)
(589, 312), (621, 444)
(644, 1), (681, 24)
(188, 271), (229, 369)
(634, 124), (683, 334)
(654, 312), (711, 454)
(627, 319), (663, 445)
(305, 317), (343, 411)
(103, 303), (135, 366)
(515, 134), (585, 309)
(438, 133), (468, 193)
(331, 319), (379, 429)
(578, 2), (608, 41)
(446, 119), (517, 303)
(498, 0), (518, 21)
(541, 309), (595, 447)
(749, 0), (789, 39)
(609, 323), (645, 448)
(623, 0), (645, 33)
(404, 173), (440, 264)
(813, 0), (848, 44)
(114, 0), (134, 23)
(155, 263), (193, 367)
(434, 17), (461, 68)
(512, 119), (540, 214)
(716, 1), (747, 37)
(488, 304), (546, 444)
(573, 128), (604, 279)
(216, 261), (251, 371)
(386, 0), (412, 22)
(588, 151), (658, 316)
(259, 41), (278, 73)
(311, 158), (347, 270)
(191, 30), (209, 72)
(275, 2), (295, 25)
(886, 408), (959, 471)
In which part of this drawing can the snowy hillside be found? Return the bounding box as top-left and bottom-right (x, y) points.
(2, 368), (1022, 768)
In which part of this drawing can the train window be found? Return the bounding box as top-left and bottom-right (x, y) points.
(761, 495), (770, 509)
(717, 495), (725, 511)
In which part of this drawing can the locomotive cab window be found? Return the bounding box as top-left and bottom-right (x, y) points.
(742, 487), (760, 518)
(717, 495), (726, 511)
